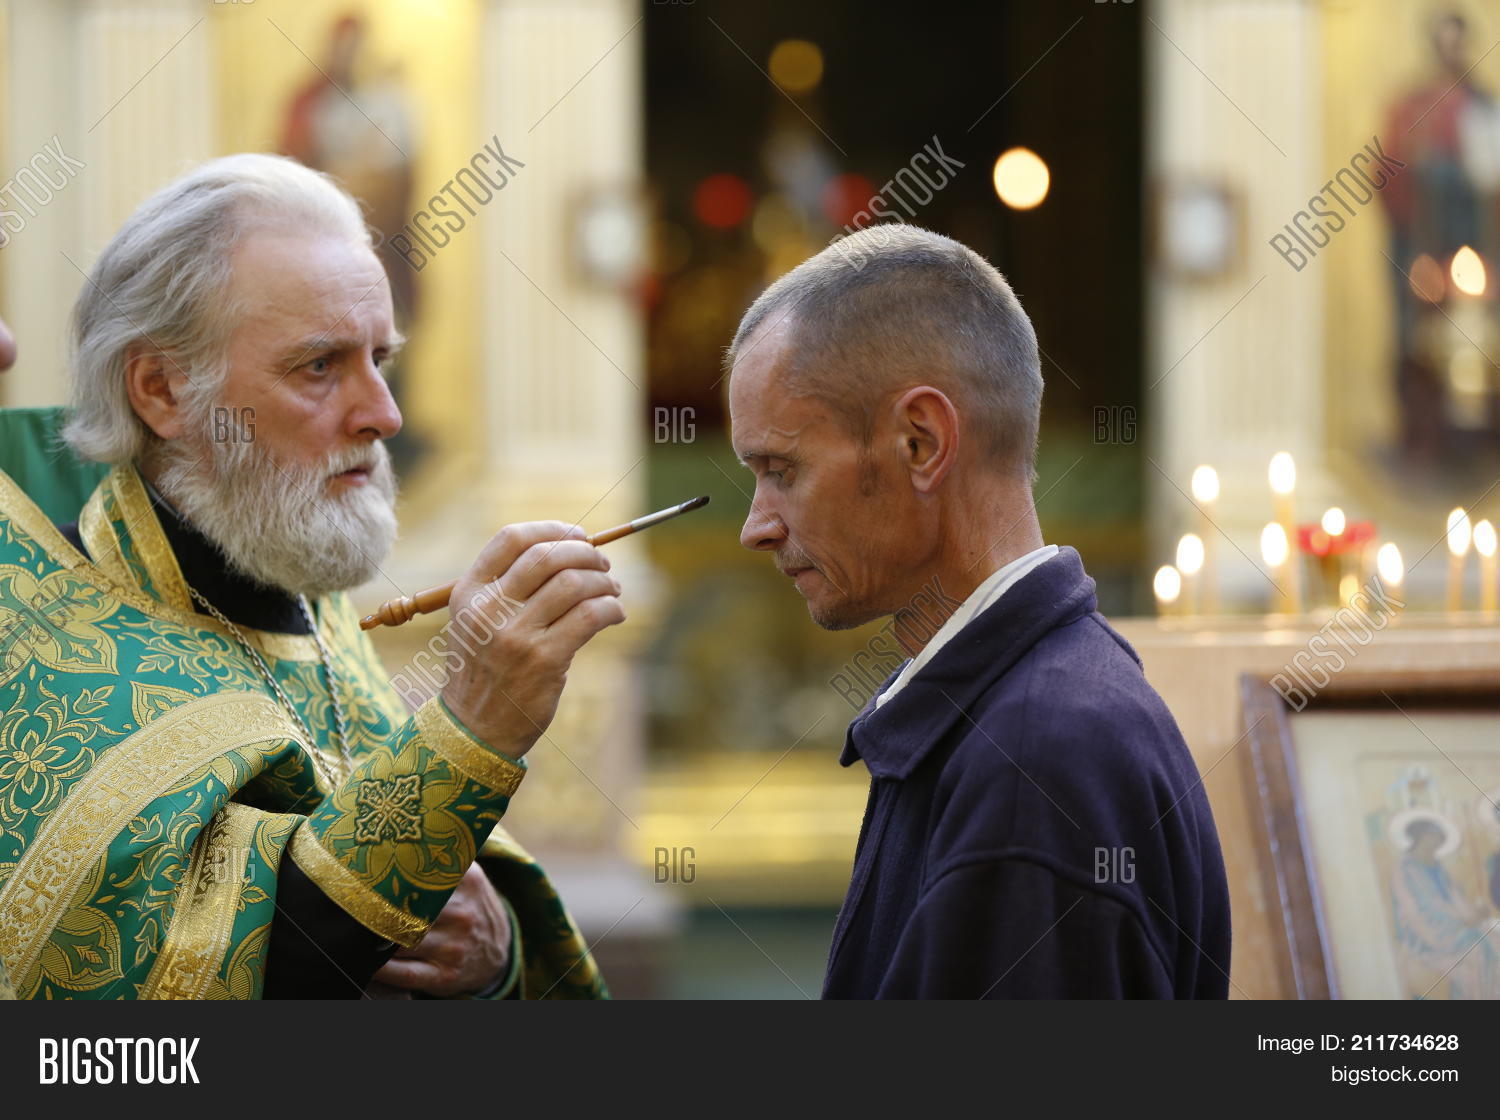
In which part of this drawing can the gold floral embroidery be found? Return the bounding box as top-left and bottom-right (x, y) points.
(0, 463), (606, 999)
(414, 697), (526, 796)
(140, 802), (259, 1000)
(286, 826), (430, 947)
(78, 485), (134, 594)
(0, 692), (302, 991)
(0, 567), (118, 689)
(25, 848), (120, 994)
(101, 465), (193, 614)
(0, 676), (118, 835)
(129, 681), (199, 728)
(354, 775), (423, 843)
(308, 741), (490, 895)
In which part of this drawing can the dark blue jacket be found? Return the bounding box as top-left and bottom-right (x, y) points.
(823, 547), (1231, 999)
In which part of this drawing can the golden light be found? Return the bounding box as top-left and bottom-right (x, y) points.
(992, 147), (1050, 210)
(1448, 507), (1473, 556)
(1190, 465), (1219, 504)
(1451, 246), (1487, 297)
(1475, 519), (1498, 559)
(1268, 452), (1296, 496)
(768, 40), (824, 94)
(1153, 565), (1182, 605)
(751, 192), (800, 253)
(1176, 533), (1205, 576)
(1409, 253), (1445, 303)
(1339, 573), (1360, 604)
(1261, 522), (1290, 568)
(1376, 542), (1404, 586)
(1320, 507), (1346, 537)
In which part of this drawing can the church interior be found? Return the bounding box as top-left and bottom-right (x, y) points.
(3, 0), (1500, 999)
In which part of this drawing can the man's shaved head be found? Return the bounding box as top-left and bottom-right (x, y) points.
(727, 224), (1042, 481)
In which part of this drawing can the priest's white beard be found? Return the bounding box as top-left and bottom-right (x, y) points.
(154, 409), (399, 598)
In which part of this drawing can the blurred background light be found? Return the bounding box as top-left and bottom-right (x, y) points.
(992, 146), (1049, 210)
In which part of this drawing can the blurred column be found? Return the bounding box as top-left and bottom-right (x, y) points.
(475, 0), (671, 983)
(0, 0), (211, 408)
(1146, 0), (1333, 599)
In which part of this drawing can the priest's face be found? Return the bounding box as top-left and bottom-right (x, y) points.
(731, 317), (930, 631)
(154, 229), (403, 598)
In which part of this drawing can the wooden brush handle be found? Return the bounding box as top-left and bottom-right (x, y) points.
(359, 530), (603, 631)
(358, 496), (708, 631)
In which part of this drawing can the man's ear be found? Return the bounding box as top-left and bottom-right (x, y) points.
(893, 385), (960, 494)
(124, 343), (190, 440)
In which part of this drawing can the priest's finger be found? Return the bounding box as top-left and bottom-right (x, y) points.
(469, 520), (585, 585)
(543, 591), (627, 649)
(496, 539), (610, 606)
(523, 568), (622, 630)
(369, 957), (449, 992)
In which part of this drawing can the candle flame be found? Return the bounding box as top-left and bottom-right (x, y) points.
(1476, 519), (1498, 559)
(1261, 522), (1289, 568)
(1190, 465), (1219, 504)
(1376, 542), (1404, 586)
(1320, 507), (1346, 537)
(1448, 507), (1473, 556)
(1451, 246), (1487, 297)
(1153, 565), (1182, 605)
(1268, 452), (1296, 496)
(1176, 533), (1205, 576)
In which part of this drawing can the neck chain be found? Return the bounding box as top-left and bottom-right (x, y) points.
(188, 586), (352, 788)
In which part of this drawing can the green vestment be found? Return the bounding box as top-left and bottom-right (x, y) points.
(0, 437), (605, 999)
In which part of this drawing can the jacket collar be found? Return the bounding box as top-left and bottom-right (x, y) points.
(838, 546), (1106, 780)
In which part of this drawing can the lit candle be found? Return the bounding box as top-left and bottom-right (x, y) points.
(1447, 249), (1491, 426)
(1447, 508), (1472, 613)
(1269, 452), (1296, 526)
(1268, 453), (1301, 614)
(1261, 521), (1291, 615)
(1376, 541), (1405, 624)
(1376, 541), (1404, 592)
(1337, 574), (1359, 607)
(1190, 465), (1219, 614)
(1320, 507), (1346, 606)
(1176, 533), (1205, 615)
(1475, 519), (1497, 617)
(1153, 565), (1182, 617)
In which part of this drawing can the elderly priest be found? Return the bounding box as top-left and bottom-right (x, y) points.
(728, 225), (1232, 999)
(0, 156), (624, 999)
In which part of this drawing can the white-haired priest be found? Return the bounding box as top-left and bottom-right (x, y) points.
(0, 155), (622, 999)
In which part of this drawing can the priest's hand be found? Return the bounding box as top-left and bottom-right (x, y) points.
(442, 520), (624, 759)
(368, 864), (512, 997)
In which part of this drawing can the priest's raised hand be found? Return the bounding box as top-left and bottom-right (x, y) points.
(440, 520), (623, 760)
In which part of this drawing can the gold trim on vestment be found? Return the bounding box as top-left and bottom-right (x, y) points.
(287, 826), (430, 948)
(139, 802), (262, 1000)
(78, 486), (134, 591)
(0, 466), (327, 662)
(105, 464), (194, 614)
(0, 692), (304, 991)
(415, 698), (527, 798)
(0, 468), (91, 570)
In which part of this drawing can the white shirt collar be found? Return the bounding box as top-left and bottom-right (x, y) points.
(874, 544), (1059, 708)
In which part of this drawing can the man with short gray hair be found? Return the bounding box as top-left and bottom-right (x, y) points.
(729, 225), (1231, 998)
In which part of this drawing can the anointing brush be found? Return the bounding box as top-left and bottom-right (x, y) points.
(359, 495), (711, 630)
